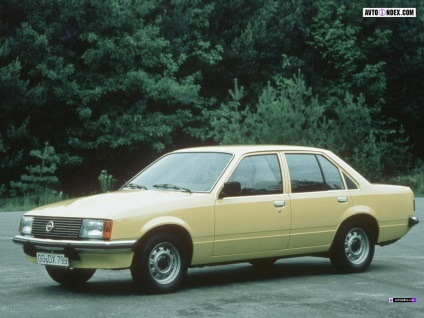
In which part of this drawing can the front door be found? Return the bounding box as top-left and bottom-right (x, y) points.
(213, 153), (291, 258)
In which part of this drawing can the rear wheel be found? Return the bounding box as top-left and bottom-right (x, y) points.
(45, 266), (96, 286)
(131, 233), (188, 294)
(330, 223), (375, 273)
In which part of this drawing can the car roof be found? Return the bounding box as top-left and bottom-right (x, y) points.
(173, 145), (331, 156)
(172, 145), (370, 187)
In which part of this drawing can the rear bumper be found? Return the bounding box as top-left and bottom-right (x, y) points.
(408, 216), (419, 227)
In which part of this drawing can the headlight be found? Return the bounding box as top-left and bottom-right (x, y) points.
(19, 216), (34, 235)
(79, 219), (113, 240)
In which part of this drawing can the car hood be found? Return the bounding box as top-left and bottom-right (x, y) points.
(26, 190), (200, 219)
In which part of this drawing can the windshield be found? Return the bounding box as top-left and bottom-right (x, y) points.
(125, 152), (233, 192)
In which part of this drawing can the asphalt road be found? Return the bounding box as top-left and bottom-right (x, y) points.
(1, 200), (423, 318)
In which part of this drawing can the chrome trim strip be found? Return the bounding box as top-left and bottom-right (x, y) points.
(13, 235), (136, 251)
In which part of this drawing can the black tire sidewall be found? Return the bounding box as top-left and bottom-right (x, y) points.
(132, 233), (188, 294)
(331, 223), (375, 273)
(45, 266), (96, 286)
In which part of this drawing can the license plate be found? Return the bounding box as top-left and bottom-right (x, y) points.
(36, 252), (69, 267)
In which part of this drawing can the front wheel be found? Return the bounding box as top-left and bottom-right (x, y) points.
(45, 266), (96, 286)
(131, 233), (188, 294)
(330, 223), (375, 273)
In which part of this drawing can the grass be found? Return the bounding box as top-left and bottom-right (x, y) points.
(0, 192), (66, 212)
(388, 173), (424, 197)
(0, 196), (36, 212)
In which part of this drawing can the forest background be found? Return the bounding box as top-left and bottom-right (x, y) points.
(1, 0), (424, 210)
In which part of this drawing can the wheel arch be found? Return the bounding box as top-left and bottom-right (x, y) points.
(132, 224), (194, 265)
(331, 214), (379, 250)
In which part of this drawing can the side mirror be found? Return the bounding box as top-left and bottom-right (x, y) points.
(219, 181), (241, 198)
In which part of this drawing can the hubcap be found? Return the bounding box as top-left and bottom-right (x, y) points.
(344, 228), (370, 265)
(148, 242), (181, 284)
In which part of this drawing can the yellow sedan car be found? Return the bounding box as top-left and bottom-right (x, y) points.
(13, 145), (419, 293)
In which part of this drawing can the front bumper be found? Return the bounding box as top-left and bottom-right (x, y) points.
(13, 235), (137, 269)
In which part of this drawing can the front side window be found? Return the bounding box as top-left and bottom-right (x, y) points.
(228, 154), (282, 195)
(286, 154), (344, 193)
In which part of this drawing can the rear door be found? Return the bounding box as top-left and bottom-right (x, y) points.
(284, 153), (353, 250)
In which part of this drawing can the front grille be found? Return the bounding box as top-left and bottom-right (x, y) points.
(32, 216), (84, 239)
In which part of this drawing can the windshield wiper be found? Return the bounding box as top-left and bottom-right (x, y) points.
(152, 184), (191, 193)
(123, 183), (148, 190)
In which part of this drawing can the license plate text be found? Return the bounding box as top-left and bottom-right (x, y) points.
(36, 253), (69, 267)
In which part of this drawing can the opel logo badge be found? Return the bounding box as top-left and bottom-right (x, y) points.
(46, 221), (55, 232)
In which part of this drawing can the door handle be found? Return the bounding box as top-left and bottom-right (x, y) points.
(338, 197), (348, 203)
(274, 201), (286, 208)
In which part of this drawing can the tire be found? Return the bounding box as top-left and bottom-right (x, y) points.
(249, 258), (277, 268)
(131, 233), (188, 294)
(45, 266), (96, 286)
(330, 223), (375, 273)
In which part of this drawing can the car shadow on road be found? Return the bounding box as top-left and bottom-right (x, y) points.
(184, 258), (336, 290)
(39, 257), (368, 296)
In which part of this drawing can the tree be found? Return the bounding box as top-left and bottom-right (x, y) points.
(0, 0), (223, 194)
(0, 0), (421, 197)
(211, 71), (412, 180)
(210, 78), (255, 144)
(10, 143), (61, 205)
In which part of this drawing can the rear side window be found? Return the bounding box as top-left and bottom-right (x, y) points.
(285, 154), (344, 193)
(317, 155), (344, 190)
(343, 173), (359, 190)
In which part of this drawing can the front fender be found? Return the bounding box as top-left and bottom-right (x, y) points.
(139, 216), (194, 238)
